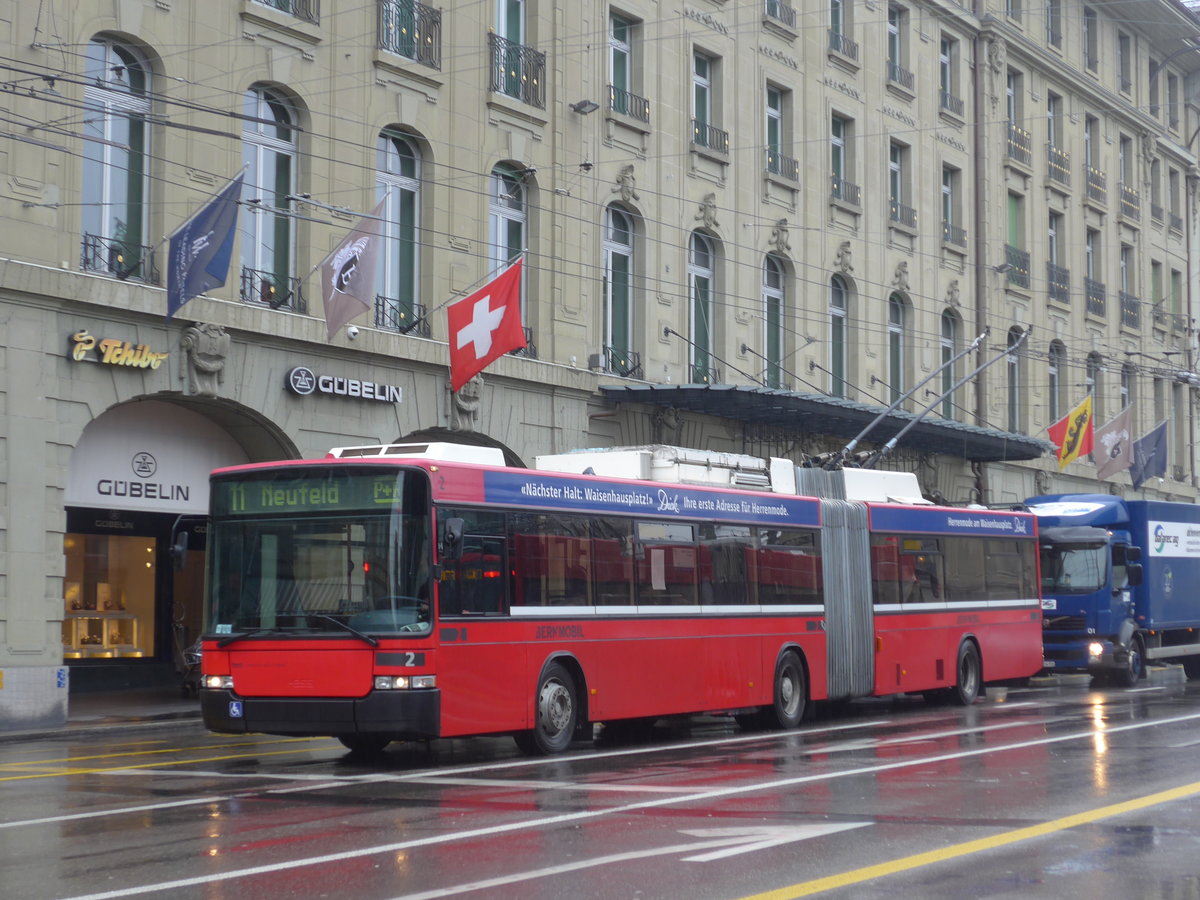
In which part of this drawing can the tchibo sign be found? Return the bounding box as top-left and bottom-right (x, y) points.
(286, 366), (403, 404)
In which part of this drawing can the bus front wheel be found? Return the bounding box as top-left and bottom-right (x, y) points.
(515, 662), (578, 755)
(768, 652), (807, 729)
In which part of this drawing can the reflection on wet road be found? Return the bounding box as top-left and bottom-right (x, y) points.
(5, 682), (1200, 899)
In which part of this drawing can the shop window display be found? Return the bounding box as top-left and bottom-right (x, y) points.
(62, 533), (156, 658)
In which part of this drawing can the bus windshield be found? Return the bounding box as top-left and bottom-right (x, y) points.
(206, 467), (432, 636)
(1039, 541), (1107, 594)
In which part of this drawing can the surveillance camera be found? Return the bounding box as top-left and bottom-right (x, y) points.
(346, 325), (359, 339)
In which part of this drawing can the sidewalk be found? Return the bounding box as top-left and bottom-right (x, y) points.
(0, 687), (203, 744)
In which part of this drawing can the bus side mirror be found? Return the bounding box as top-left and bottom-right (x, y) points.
(169, 532), (189, 571)
(1126, 563), (1143, 587)
(443, 518), (464, 561)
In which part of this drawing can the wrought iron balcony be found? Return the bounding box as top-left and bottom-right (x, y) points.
(692, 119), (729, 153)
(1119, 291), (1141, 329)
(940, 90), (964, 117)
(487, 32), (545, 108)
(599, 345), (643, 378)
(1047, 262), (1070, 305)
(1005, 245), (1030, 288)
(508, 326), (537, 358)
(766, 149), (799, 182)
(1006, 124), (1032, 166)
(1085, 167), (1106, 204)
(830, 175), (860, 207)
(942, 221), (966, 247)
(80, 233), (159, 283)
(1118, 183), (1140, 221)
(1047, 145), (1071, 187)
(253, 0), (319, 24)
(1085, 277), (1106, 317)
(889, 200), (917, 229)
(689, 363), (720, 384)
(608, 85), (650, 123)
(887, 61), (915, 92)
(240, 266), (305, 312)
(828, 29), (859, 61)
(764, 0), (797, 29)
(374, 297), (429, 336)
(377, 0), (441, 70)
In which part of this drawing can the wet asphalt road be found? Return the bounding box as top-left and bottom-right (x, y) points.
(5, 680), (1200, 899)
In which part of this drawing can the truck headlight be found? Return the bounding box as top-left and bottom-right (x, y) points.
(1087, 642), (1105, 659)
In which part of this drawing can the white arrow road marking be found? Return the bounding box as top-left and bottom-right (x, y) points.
(387, 823), (870, 900)
(679, 823), (868, 862)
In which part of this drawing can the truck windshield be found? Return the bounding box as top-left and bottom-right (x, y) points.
(206, 467), (432, 636)
(1040, 542), (1106, 594)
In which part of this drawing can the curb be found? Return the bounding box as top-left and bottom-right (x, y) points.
(0, 709), (203, 745)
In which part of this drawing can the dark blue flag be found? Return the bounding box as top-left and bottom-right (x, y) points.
(1130, 419), (1169, 489)
(167, 172), (244, 319)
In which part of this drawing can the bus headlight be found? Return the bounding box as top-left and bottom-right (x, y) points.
(203, 675), (234, 690)
(1087, 642), (1105, 659)
(374, 675), (437, 690)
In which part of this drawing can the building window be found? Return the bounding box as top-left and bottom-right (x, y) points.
(1149, 58), (1160, 117)
(1084, 115), (1099, 168)
(1168, 74), (1180, 129)
(376, 130), (421, 333)
(940, 310), (958, 419)
(942, 165), (963, 246)
(1046, 0), (1062, 47)
(1006, 0), (1021, 21)
(828, 0), (856, 57)
(886, 6), (912, 89)
(1007, 327), (1025, 432)
(888, 293), (906, 404)
(829, 275), (849, 397)
(939, 35), (962, 116)
(608, 13), (647, 121)
(490, 0), (544, 107)
(1083, 7), (1098, 72)
(81, 37), (152, 280)
(489, 164), (527, 312)
(689, 232), (717, 382)
(1006, 69), (1022, 125)
(1046, 91), (1062, 148)
(1086, 352), (1103, 422)
(765, 85), (796, 180)
(692, 52), (727, 152)
(1120, 363), (1134, 415)
(1085, 228), (1099, 280)
(603, 206), (636, 373)
(1117, 32), (1132, 93)
(240, 85), (297, 306)
(1048, 341), (1066, 422)
(830, 115), (857, 204)
(888, 142), (913, 227)
(763, 255), (786, 389)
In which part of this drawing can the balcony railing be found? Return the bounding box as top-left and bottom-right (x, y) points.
(240, 266), (305, 312)
(374, 297), (430, 336)
(1119, 291), (1141, 329)
(1047, 262), (1070, 304)
(1047, 145), (1071, 187)
(1170, 211), (1183, 232)
(1005, 245), (1030, 288)
(692, 119), (729, 153)
(377, 0), (441, 70)
(887, 61), (915, 91)
(599, 345), (643, 378)
(1085, 166), (1106, 204)
(889, 199), (917, 229)
(1151, 203), (1164, 223)
(487, 32), (545, 108)
(689, 363), (720, 384)
(608, 85), (650, 123)
(1118, 183), (1140, 221)
(1085, 277), (1106, 317)
(764, 0), (797, 29)
(766, 149), (799, 182)
(1153, 302), (1168, 330)
(942, 221), (966, 247)
(509, 326), (537, 359)
(940, 90), (964, 117)
(828, 29), (859, 61)
(253, 0), (319, 24)
(831, 175), (861, 207)
(1006, 123), (1032, 166)
(80, 233), (159, 283)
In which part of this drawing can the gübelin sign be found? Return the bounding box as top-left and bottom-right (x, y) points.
(70, 331), (169, 369)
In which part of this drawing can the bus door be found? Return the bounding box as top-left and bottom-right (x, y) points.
(820, 500), (874, 700)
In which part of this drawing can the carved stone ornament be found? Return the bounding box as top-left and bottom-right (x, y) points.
(945, 279), (961, 308)
(768, 218), (792, 255)
(695, 193), (719, 230)
(178, 322), (230, 397)
(986, 36), (1007, 111)
(612, 164), (640, 204)
(835, 240), (854, 274)
(893, 260), (910, 291)
(448, 374), (482, 432)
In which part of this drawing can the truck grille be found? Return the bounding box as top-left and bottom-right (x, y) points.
(1043, 616), (1087, 632)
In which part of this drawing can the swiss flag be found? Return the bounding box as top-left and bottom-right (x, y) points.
(446, 259), (526, 392)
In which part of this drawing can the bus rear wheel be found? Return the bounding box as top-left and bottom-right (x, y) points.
(515, 662), (578, 755)
(337, 734), (390, 755)
(768, 652), (807, 729)
(950, 641), (981, 706)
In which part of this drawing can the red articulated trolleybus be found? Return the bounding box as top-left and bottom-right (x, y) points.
(199, 443), (1043, 754)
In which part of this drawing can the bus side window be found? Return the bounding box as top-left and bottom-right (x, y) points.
(439, 508), (508, 616)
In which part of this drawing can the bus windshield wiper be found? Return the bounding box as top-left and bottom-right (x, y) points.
(216, 626), (288, 648)
(309, 614), (379, 647)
